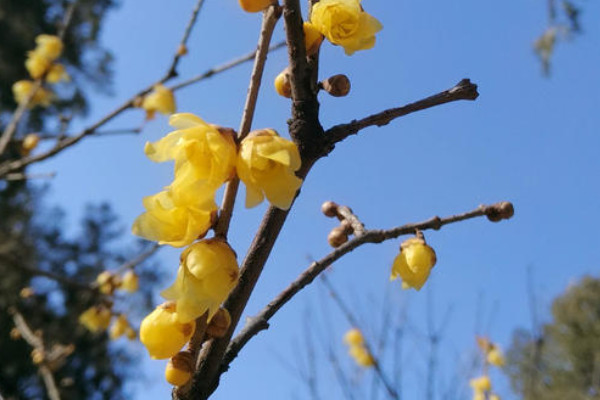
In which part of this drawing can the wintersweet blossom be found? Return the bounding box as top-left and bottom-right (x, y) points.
(25, 50), (52, 79)
(121, 270), (139, 293)
(469, 375), (492, 393)
(237, 129), (302, 210)
(343, 328), (364, 346)
(140, 302), (196, 359)
(132, 190), (217, 248)
(310, 0), (383, 55)
(142, 84), (176, 119)
(304, 22), (324, 56)
(34, 34), (63, 61)
(144, 113), (237, 204)
(45, 64), (70, 83)
(349, 345), (375, 367)
(79, 306), (112, 333)
(390, 236), (437, 290)
(161, 239), (239, 323)
(238, 0), (272, 13)
(12, 80), (53, 107)
(487, 347), (506, 367)
(109, 314), (131, 340)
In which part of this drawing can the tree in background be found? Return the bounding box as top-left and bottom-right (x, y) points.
(506, 276), (600, 400)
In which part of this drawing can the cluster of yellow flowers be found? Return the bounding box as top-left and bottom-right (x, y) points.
(343, 328), (375, 367)
(390, 234), (437, 291)
(470, 337), (506, 400)
(96, 269), (139, 295)
(12, 34), (70, 108)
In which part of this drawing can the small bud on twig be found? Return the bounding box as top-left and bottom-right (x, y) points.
(485, 201), (514, 222)
(321, 201), (339, 218)
(328, 226), (349, 247)
(321, 74), (351, 97)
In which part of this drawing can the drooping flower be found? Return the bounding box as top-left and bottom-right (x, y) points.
(132, 189), (217, 248)
(144, 113), (237, 204)
(161, 239), (239, 323)
(390, 236), (437, 291)
(120, 270), (139, 293)
(469, 375), (492, 393)
(34, 34), (63, 61)
(487, 346), (506, 367)
(238, 0), (273, 13)
(165, 353), (193, 386)
(274, 69), (291, 98)
(237, 129), (302, 210)
(140, 302), (196, 359)
(109, 314), (131, 340)
(310, 0), (382, 55)
(45, 63), (70, 83)
(21, 133), (40, 156)
(142, 84), (176, 119)
(343, 328), (364, 346)
(25, 50), (52, 79)
(349, 345), (375, 367)
(79, 306), (112, 333)
(12, 80), (53, 107)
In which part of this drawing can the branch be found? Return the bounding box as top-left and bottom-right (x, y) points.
(10, 310), (62, 400)
(324, 79), (479, 153)
(223, 202), (514, 369)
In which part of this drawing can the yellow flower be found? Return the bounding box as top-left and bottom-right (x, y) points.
(165, 352), (194, 386)
(343, 328), (364, 346)
(132, 190), (217, 248)
(487, 347), (505, 367)
(144, 113), (237, 204)
(469, 375), (491, 393)
(472, 392), (485, 400)
(304, 22), (324, 56)
(120, 270), (139, 293)
(238, 0), (272, 12)
(25, 50), (51, 79)
(161, 239), (239, 323)
(21, 133), (40, 156)
(349, 345), (375, 367)
(237, 129), (302, 210)
(142, 84), (176, 119)
(79, 306), (112, 333)
(34, 34), (63, 61)
(96, 270), (118, 294)
(390, 236), (437, 291)
(109, 314), (130, 340)
(489, 394), (501, 400)
(311, 0), (383, 55)
(140, 302), (196, 359)
(274, 69), (291, 98)
(12, 80), (53, 108)
(46, 63), (70, 83)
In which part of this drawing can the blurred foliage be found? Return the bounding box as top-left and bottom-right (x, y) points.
(506, 276), (600, 399)
(0, 0), (117, 131)
(534, 0), (585, 75)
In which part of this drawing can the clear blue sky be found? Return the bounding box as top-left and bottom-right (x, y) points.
(31, 0), (600, 398)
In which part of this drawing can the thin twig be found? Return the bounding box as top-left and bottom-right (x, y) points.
(223, 202), (514, 370)
(321, 275), (399, 399)
(324, 79), (479, 153)
(113, 243), (161, 276)
(4, 172), (56, 181)
(10, 310), (62, 400)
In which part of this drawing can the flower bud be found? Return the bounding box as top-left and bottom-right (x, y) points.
(239, 0), (273, 13)
(274, 68), (291, 98)
(343, 328), (364, 346)
(140, 302), (196, 359)
(328, 226), (348, 247)
(120, 270), (139, 293)
(79, 305), (112, 333)
(206, 308), (231, 338)
(321, 74), (351, 97)
(469, 375), (491, 392)
(165, 351), (194, 386)
(10, 328), (21, 340)
(390, 236), (437, 290)
(340, 219), (354, 235)
(31, 349), (45, 365)
(486, 201), (514, 222)
(176, 44), (188, 56)
(21, 134), (40, 155)
(20, 287), (35, 298)
(109, 314), (130, 340)
(321, 201), (338, 218)
(96, 271), (119, 295)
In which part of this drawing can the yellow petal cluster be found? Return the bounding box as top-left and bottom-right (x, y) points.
(237, 129), (302, 210)
(343, 328), (364, 346)
(25, 51), (52, 79)
(390, 236), (437, 291)
(238, 0), (272, 12)
(133, 114), (237, 247)
(46, 64), (70, 83)
(21, 133), (40, 156)
(469, 375), (491, 393)
(79, 306), (112, 333)
(140, 302), (196, 359)
(161, 239), (239, 323)
(121, 270), (139, 293)
(343, 328), (374, 367)
(311, 0), (383, 55)
(24, 35), (67, 82)
(109, 314), (131, 340)
(487, 347), (505, 367)
(142, 84), (176, 119)
(12, 80), (53, 108)
(34, 34), (63, 60)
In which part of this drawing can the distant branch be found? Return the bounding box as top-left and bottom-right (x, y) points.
(224, 202), (513, 369)
(324, 79), (479, 154)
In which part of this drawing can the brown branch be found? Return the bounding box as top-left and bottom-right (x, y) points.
(164, 0), (206, 80)
(10, 310), (62, 400)
(4, 172), (56, 181)
(324, 79), (479, 154)
(113, 243), (161, 276)
(222, 202), (514, 370)
(178, 7), (283, 399)
(320, 275), (399, 400)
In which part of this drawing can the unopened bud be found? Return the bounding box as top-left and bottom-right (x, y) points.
(132, 96), (144, 108)
(321, 74), (351, 97)
(176, 44), (188, 56)
(165, 351), (194, 386)
(274, 68), (292, 98)
(328, 226), (349, 247)
(486, 201), (514, 222)
(340, 219), (354, 235)
(321, 201), (338, 218)
(10, 328), (21, 340)
(20, 287), (34, 298)
(31, 349), (44, 365)
(206, 308), (231, 338)
(21, 133), (40, 155)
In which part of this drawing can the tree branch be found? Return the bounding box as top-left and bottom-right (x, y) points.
(223, 202), (514, 370)
(324, 79), (479, 154)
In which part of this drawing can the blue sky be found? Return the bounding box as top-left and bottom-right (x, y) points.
(29, 0), (600, 398)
